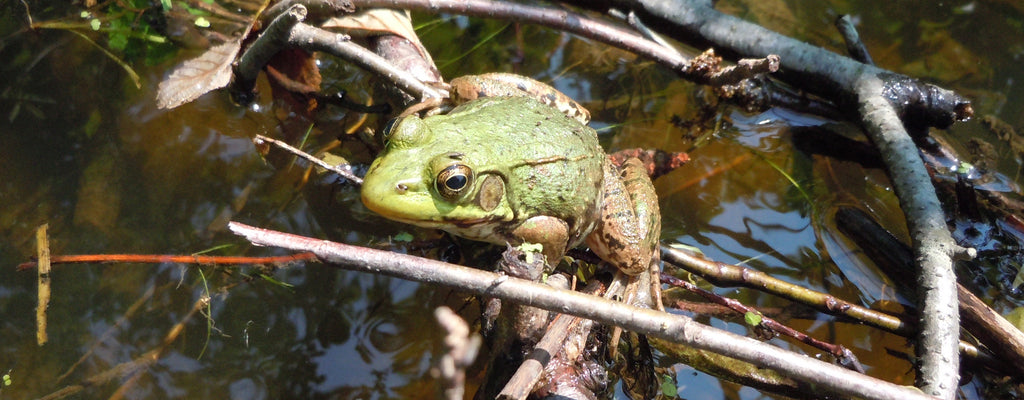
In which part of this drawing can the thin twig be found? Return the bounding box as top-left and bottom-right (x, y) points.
(36, 224), (50, 346)
(835, 15), (874, 65)
(660, 245), (910, 335)
(660, 273), (865, 372)
(17, 252), (319, 271)
(286, 22), (445, 99)
(228, 221), (937, 400)
(234, 4), (309, 94)
(253, 134), (364, 184)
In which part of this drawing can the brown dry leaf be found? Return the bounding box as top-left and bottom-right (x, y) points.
(322, 8), (417, 39)
(321, 9), (432, 62)
(155, 0), (269, 109)
(156, 38), (243, 109)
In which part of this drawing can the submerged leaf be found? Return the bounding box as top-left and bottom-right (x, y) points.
(156, 38), (242, 109)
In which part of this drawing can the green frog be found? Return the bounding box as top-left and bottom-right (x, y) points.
(361, 76), (662, 309)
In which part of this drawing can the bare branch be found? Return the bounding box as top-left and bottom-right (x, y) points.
(349, 0), (778, 85)
(253, 134), (363, 184)
(611, 1), (971, 396)
(835, 15), (874, 65)
(228, 221), (938, 400)
(856, 77), (960, 396)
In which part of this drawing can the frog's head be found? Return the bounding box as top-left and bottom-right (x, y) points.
(361, 114), (514, 239)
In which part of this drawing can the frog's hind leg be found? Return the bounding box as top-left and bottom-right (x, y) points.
(586, 158), (664, 311)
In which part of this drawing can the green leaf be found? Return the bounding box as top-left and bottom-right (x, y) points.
(744, 311), (763, 326)
(393, 232), (414, 242)
(161, 0), (172, 11)
(108, 32), (129, 52)
(956, 161), (973, 174)
(660, 374), (677, 397)
(90, 18), (101, 31)
(668, 242), (704, 255)
(517, 242), (544, 254)
(194, 16), (210, 28)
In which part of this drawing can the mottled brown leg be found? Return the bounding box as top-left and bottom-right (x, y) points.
(587, 158), (663, 310)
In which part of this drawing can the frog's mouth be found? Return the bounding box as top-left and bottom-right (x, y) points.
(446, 216), (502, 228)
(382, 215), (505, 244)
(374, 213), (500, 230)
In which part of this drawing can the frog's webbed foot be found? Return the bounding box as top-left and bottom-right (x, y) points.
(606, 268), (663, 360)
(619, 262), (663, 312)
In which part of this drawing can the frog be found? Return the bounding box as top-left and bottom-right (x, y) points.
(361, 76), (662, 310)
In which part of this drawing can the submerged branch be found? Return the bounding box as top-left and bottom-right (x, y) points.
(229, 221), (936, 400)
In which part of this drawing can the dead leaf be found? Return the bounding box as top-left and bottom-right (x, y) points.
(321, 9), (433, 64)
(156, 38), (242, 109)
(322, 8), (416, 39)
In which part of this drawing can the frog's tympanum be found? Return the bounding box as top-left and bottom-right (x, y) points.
(361, 75), (662, 309)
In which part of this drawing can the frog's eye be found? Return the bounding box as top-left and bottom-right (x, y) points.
(436, 164), (474, 200)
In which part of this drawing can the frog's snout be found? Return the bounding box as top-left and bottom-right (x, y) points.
(360, 174), (424, 218)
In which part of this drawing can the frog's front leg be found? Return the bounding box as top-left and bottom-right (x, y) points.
(510, 215), (571, 270)
(585, 158), (663, 311)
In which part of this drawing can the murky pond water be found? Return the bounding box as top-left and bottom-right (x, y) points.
(2, 0), (1022, 398)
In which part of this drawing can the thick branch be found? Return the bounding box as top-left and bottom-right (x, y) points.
(620, 0), (970, 127)
(856, 78), (961, 395)
(350, 0), (777, 85)
(229, 221), (936, 400)
(612, 1), (968, 396)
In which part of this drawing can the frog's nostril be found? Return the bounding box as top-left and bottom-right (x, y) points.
(396, 183), (408, 193)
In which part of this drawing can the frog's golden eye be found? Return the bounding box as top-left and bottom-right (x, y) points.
(436, 164), (474, 200)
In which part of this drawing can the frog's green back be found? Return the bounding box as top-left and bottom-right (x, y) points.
(362, 96), (606, 250)
(434, 96), (604, 227)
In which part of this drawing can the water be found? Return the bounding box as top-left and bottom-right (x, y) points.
(1, 0), (1022, 398)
